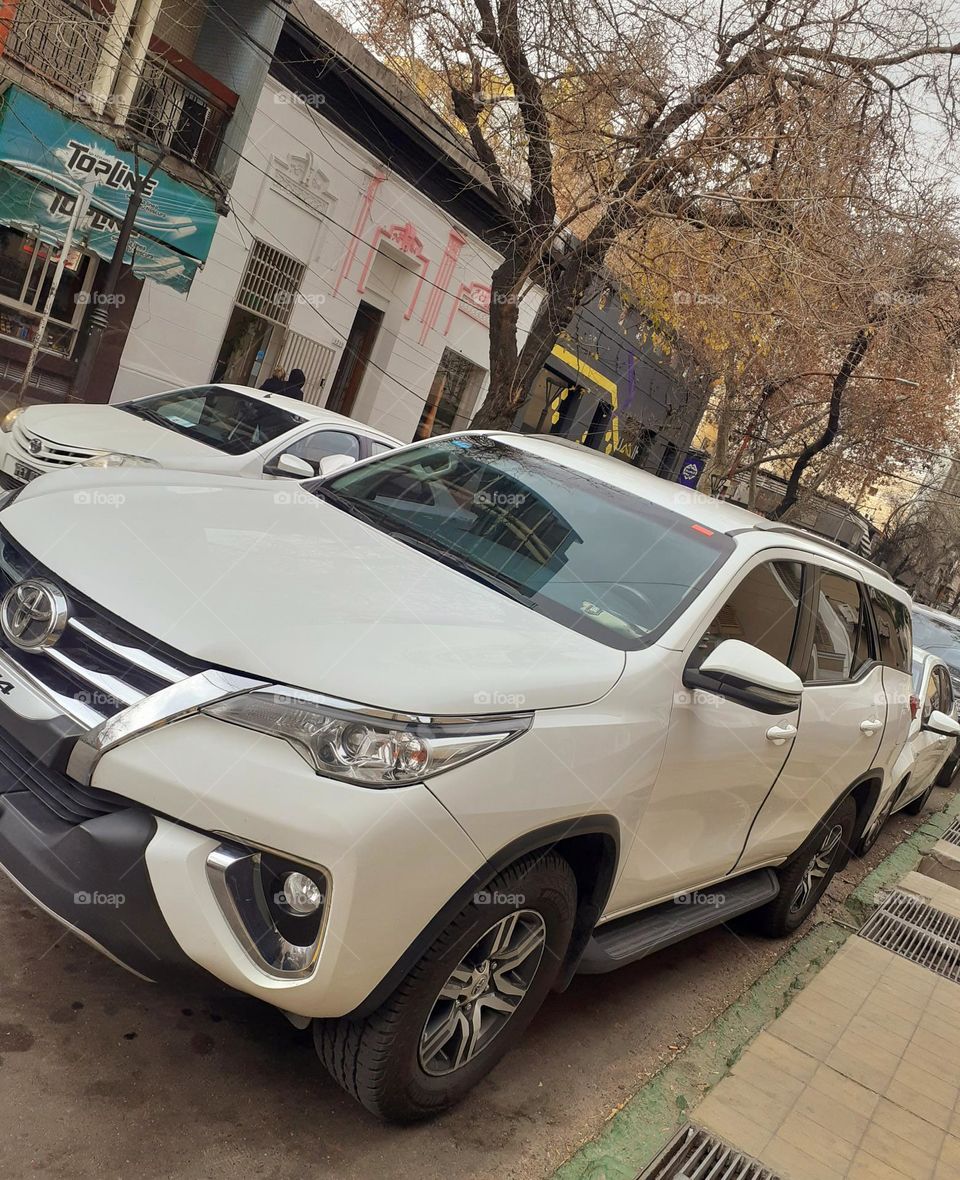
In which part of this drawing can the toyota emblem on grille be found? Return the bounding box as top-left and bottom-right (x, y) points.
(0, 579), (69, 650)
(27, 437), (41, 456)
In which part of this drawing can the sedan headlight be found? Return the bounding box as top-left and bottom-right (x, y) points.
(1, 407), (25, 433)
(202, 688), (532, 786)
(81, 452), (161, 469)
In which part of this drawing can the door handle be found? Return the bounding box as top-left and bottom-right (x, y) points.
(859, 719), (883, 736)
(766, 723), (798, 745)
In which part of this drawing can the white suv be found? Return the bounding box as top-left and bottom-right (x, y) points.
(0, 432), (913, 1120)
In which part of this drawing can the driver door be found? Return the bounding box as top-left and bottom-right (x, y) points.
(614, 557), (808, 906)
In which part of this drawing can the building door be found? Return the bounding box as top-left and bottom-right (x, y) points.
(326, 301), (383, 416)
(415, 347), (484, 440)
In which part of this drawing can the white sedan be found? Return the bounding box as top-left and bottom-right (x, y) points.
(857, 645), (960, 853)
(0, 384), (399, 486)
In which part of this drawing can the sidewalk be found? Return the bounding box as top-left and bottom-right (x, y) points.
(555, 797), (960, 1180)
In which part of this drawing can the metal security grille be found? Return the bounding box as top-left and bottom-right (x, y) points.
(277, 331), (337, 406)
(941, 818), (960, 848)
(859, 890), (960, 982)
(639, 1125), (783, 1180)
(5, 0), (108, 98)
(236, 242), (306, 328)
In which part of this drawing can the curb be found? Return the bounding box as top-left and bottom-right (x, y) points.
(552, 788), (960, 1180)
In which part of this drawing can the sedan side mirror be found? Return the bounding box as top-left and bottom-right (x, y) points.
(925, 709), (960, 738)
(684, 638), (803, 715)
(265, 452), (315, 479)
(316, 453), (356, 478)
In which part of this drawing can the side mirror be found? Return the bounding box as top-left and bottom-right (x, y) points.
(926, 709), (960, 738)
(684, 638), (802, 715)
(266, 452), (315, 480)
(316, 453), (356, 478)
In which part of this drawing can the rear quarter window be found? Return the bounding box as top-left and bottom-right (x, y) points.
(867, 587), (912, 673)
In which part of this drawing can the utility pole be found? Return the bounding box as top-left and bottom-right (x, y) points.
(70, 147), (162, 402)
(19, 179), (94, 405)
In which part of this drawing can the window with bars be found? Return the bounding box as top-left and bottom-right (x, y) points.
(235, 241), (306, 327)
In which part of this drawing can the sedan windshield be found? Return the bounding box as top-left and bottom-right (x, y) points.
(119, 386), (305, 456)
(321, 436), (733, 649)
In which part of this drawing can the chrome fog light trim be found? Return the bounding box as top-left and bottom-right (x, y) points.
(206, 843), (331, 980)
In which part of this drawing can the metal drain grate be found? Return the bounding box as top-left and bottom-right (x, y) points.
(859, 890), (960, 982)
(639, 1124), (783, 1179)
(941, 818), (960, 847)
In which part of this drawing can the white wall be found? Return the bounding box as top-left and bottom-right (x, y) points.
(114, 76), (538, 441)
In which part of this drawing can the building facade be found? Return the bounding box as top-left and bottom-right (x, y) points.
(0, 0), (285, 402)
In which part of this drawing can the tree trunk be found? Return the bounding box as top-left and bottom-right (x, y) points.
(766, 323), (876, 521)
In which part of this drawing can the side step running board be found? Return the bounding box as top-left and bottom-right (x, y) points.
(577, 868), (779, 974)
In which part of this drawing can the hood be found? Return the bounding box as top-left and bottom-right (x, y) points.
(1, 469), (625, 714)
(18, 404), (220, 464)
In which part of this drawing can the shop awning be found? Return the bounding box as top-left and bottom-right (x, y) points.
(0, 88), (219, 294)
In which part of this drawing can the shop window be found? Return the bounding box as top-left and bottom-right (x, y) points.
(415, 348), (484, 440)
(0, 227), (96, 356)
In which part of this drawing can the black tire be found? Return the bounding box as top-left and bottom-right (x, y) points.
(936, 751), (959, 788)
(855, 794), (895, 858)
(904, 783), (934, 815)
(315, 852), (577, 1122)
(751, 797), (857, 937)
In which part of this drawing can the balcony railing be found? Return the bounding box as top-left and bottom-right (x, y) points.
(4, 0), (108, 99)
(128, 51), (229, 171)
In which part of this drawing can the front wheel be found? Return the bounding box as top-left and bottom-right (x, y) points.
(904, 783), (934, 816)
(752, 797), (856, 937)
(315, 852), (577, 1122)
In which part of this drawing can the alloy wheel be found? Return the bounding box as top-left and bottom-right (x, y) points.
(418, 910), (546, 1076)
(790, 822), (843, 914)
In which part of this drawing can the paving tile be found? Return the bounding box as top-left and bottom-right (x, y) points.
(888, 1060), (960, 1112)
(695, 1074), (796, 1134)
(827, 1032), (903, 1092)
(937, 1134), (960, 1175)
(873, 1097), (946, 1158)
(777, 1109), (858, 1169)
(794, 1084), (871, 1144)
(847, 1012), (913, 1058)
(810, 1062), (881, 1120)
(848, 1148), (916, 1180)
(885, 1077), (954, 1132)
(750, 1029), (819, 1083)
(790, 990), (859, 1031)
(900, 872), (960, 921)
(903, 1032), (960, 1088)
(694, 1101), (773, 1159)
(772, 1012), (840, 1061)
(730, 1048), (809, 1106)
(762, 1135), (848, 1180)
(860, 1121), (939, 1180)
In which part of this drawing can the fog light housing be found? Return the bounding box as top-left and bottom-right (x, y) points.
(277, 870), (324, 915)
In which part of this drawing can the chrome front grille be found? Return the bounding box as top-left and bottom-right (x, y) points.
(12, 422), (103, 468)
(0, 527), (204, 725)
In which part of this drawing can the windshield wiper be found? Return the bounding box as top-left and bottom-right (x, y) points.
(121, 404), (175, 429)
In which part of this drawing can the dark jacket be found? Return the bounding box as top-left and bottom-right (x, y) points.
(283, 369), (307, 401)
(260, 376), (287, 393)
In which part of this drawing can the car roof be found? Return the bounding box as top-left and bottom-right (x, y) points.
(484, 431), (907, 600)
(201, 385), (399, 443)
(914, 603), (960, 624)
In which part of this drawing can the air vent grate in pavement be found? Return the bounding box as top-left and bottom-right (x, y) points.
(941, 818), (960, 847)
(638, 1124), (784, 1180)
(859, 889), (960, 983)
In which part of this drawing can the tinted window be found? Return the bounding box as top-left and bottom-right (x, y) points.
(119, 386), (304, 456)
(808, 572), (872, 684)
(694, 561), (802, 668)
(911, 609), (960, 682)
(868, 588), (912, 673)
(923, 664), (941, 722)
(369, 441), (394, 456)
(937, 667), (954, 714)
(281, 429), (360, 474)
(321, 436), (733, 649)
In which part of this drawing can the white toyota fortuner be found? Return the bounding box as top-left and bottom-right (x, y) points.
(0, 432), (925, 1120)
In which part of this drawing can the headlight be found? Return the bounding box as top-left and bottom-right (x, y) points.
(1, 407), (24, 433)
(81, 452), (161, 469)
(202, 688), (532, 786)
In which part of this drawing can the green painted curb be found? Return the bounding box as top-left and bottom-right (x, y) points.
(552, 920), (850, 1180)
(846, 788), (960, 923)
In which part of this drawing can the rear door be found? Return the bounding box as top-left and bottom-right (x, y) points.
(737, 564), (886, 868)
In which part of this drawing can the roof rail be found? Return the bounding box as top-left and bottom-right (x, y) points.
(758, 523), (892, 582)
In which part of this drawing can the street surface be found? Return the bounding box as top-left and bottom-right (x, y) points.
(0, 789), (946, 1179)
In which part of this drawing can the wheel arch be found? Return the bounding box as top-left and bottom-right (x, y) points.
(345, 816), (620, 1019)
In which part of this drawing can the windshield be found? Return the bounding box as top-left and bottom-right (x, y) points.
(119, 386), (305, 456)
(913, 609), (960, 682)
(321, 436), (733, 649)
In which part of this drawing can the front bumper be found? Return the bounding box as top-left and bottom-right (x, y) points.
(0, 728), (194, 981)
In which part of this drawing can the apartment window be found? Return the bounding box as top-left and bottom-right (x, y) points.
(415, 348), (484, 440)
(236, 240), (306, 327)
(0, 227), (96, 356)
